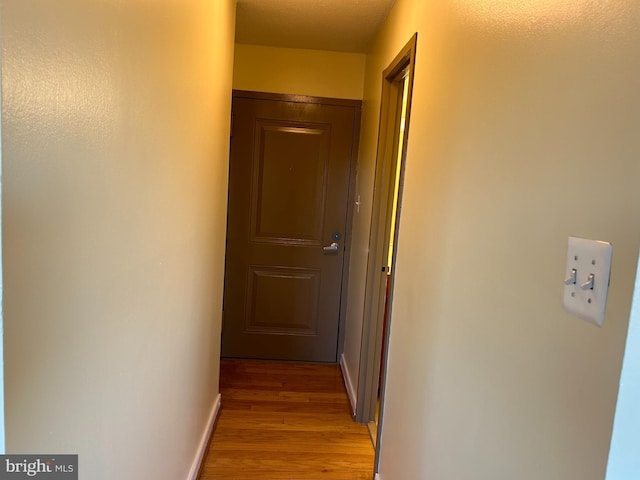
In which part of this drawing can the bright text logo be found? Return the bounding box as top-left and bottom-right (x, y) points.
(0, 456), (77, 480)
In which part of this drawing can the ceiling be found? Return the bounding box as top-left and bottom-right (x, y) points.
(235, 0), (397, 53)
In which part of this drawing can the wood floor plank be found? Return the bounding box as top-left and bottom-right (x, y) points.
(199, 359), (374, 480)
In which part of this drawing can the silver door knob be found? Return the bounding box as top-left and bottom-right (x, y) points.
(323, 242), (339, 254)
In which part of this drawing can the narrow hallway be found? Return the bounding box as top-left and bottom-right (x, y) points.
(199, 360), (374, 479)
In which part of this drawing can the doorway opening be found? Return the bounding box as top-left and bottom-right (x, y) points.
(355, 34), (417, 459)
(606, 248), (640, 479)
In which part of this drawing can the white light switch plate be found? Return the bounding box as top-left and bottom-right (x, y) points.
(563, 236), (613, 327)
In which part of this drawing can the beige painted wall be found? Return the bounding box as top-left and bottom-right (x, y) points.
(233, 43), (366, 99)
(1, 1), (235, 478)
(345, 0), (640, 479)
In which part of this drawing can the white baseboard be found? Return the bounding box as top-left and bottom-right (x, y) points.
(187, 393), (221, 480)
(374, 474), (382, 480)
(339, 353), (357, 417)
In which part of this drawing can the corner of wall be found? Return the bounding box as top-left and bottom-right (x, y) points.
(187, 394), (221, 480)
(340, 353), (358, 416)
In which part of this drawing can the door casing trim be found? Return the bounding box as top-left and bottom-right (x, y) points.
(352, 33), (418, 469)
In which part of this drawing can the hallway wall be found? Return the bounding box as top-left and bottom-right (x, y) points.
(233, 44), (366, 99)
(349, 1), (640, 479)
(1, 1), (235, 478)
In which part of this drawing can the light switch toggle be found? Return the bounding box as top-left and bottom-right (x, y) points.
(580, 273), (595, 290)
(564, 269), (577, 285)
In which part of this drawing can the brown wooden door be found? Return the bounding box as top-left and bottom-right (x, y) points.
(222, 91), (360, 362)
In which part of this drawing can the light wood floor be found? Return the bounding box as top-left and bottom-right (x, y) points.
(198, 359), (375, 480)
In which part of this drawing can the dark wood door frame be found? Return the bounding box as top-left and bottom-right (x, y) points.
(354, 33), (417, 465)
(223, 90), (361, 362)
